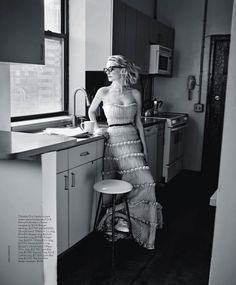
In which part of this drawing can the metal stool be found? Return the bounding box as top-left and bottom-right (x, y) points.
(93, 179), (133, 267)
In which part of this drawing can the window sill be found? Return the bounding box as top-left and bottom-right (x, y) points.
(11, 116), (73, 133)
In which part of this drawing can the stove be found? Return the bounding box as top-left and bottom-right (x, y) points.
(146, 112), (189, 183)
(154, 112), (188, 128)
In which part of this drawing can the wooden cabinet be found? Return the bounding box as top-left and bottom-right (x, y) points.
(135, 11), (149, 74)
(157, 21), (175, 49)
(0, 0), (44, 64)
(112, 0), (126, 56)
(149, 18), (160, 44)
(56, 139), (104, 255)
(123, 5), (137, 63)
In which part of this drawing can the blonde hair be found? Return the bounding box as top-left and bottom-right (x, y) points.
(108, 55), (140, 86)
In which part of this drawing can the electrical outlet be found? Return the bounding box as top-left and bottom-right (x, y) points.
(194, 103), (204, 112)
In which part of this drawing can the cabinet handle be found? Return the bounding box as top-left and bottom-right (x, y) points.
(80, 151), (90, 156)
(64, 175), (69, 190)
(71, 172), (75, 187)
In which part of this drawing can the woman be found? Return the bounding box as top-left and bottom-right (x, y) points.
(88, 55), (162, 250)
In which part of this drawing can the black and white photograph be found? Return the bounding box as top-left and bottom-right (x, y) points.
(0, 0), (236, 284)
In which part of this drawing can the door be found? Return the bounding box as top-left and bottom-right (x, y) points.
(69, 162), (96, 247)
(202, 35), (230, 193)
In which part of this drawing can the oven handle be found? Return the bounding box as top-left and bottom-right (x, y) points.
(171, 124), (188, 132)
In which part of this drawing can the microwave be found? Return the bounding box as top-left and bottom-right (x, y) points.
(149, 44), (172, 75)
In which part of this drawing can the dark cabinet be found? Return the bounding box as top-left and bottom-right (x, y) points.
(149, 18), (160, 44)
(124, 5), (137, 64)
(157, 22), (175, 49)
(135, 11), (149, 74)
(113, 0), (126, 56)
(0, 0), (44, 64)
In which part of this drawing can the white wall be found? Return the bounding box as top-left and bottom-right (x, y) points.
(69, 0), (86, 116)
(209, 0), (236, 283)
(155, 0), (233, 171)
(0, 63), (10, 131)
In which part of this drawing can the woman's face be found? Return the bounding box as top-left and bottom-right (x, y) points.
(104, 60), (123, 82)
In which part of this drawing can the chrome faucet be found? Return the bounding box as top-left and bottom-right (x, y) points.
(72, 88), (90, 127)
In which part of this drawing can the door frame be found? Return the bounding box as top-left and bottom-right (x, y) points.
(201, 34), (230, 184)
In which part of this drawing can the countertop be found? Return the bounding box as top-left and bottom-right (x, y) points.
(0, 131), (104, 160)
(0, 118), (162, 160)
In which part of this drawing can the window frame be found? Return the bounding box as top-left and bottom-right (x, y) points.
(11, 0), (69, 122)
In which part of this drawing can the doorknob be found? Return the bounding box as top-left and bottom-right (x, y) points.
(214, 95), (220, 101)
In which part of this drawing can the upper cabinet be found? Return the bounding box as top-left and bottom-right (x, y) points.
(157, 21), (175, 49)
(86, 0), (175, 75)
(0, 0), (45, 64)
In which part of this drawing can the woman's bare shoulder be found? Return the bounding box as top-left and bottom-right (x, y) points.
(96, 86), (110, 99)
(131, 88), (141, 100)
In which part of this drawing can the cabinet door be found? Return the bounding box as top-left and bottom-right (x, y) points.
(145, 126), (158, 182)
(90, 157), (104, 230)
(112, 0), (126, 56)
(157, 129), (164, 183)
(149, 18), (159, 44)
(135, 11), (149, 74)
(69, 161), (96, 247)
(158, 22), (175, 49)
(57, 171), (69, 255)
(124, 5), (137, 63)
(0, 0), (44, 64)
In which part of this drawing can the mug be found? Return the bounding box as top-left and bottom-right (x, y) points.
(80, 120), (95, 134)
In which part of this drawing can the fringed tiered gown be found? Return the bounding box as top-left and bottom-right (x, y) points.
(97, 102), (163, 250)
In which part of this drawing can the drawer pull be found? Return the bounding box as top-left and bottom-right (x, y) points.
(64, 175), (69, 190)
(80, 151), (90, 156)
(71, 172), (75, 187)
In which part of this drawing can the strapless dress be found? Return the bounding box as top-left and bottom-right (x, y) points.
(96, 102), (163, 250)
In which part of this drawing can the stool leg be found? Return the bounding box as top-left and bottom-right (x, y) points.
(111, 194), (116, 269)
(124, 196), (133, 238)
(93, 193), (102, 231)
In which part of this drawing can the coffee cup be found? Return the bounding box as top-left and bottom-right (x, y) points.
(80, 120), (95, 134)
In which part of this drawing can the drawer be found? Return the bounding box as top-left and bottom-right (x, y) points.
(69, 142), (97, 169)
(57, 149), (68, 173)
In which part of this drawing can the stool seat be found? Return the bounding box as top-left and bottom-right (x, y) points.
(93, 179), (132, 194)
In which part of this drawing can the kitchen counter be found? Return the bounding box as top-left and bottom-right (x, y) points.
(0, 130), (104, 160)
(0, 118), (162, 160)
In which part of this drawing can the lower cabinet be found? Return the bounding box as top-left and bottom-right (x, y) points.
(145, 125), (158, 182)
(68, 161), (96, 247)
(144, 123), (164, 183)
(57, 171), (69, 254)
(56, 139), (104, 255)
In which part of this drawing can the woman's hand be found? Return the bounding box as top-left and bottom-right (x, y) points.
(94, 127), (109, 139)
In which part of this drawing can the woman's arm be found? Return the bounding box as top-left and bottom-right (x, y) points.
(132, 89), (149, 163)
(88, 88), (104, 130)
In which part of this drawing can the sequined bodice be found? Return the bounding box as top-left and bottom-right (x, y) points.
(103, 103), (137, 125)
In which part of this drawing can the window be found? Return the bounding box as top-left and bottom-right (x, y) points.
(11, 0), (68, 120)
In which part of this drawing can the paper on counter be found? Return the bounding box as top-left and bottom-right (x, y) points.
(44, 127), (87, 137)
